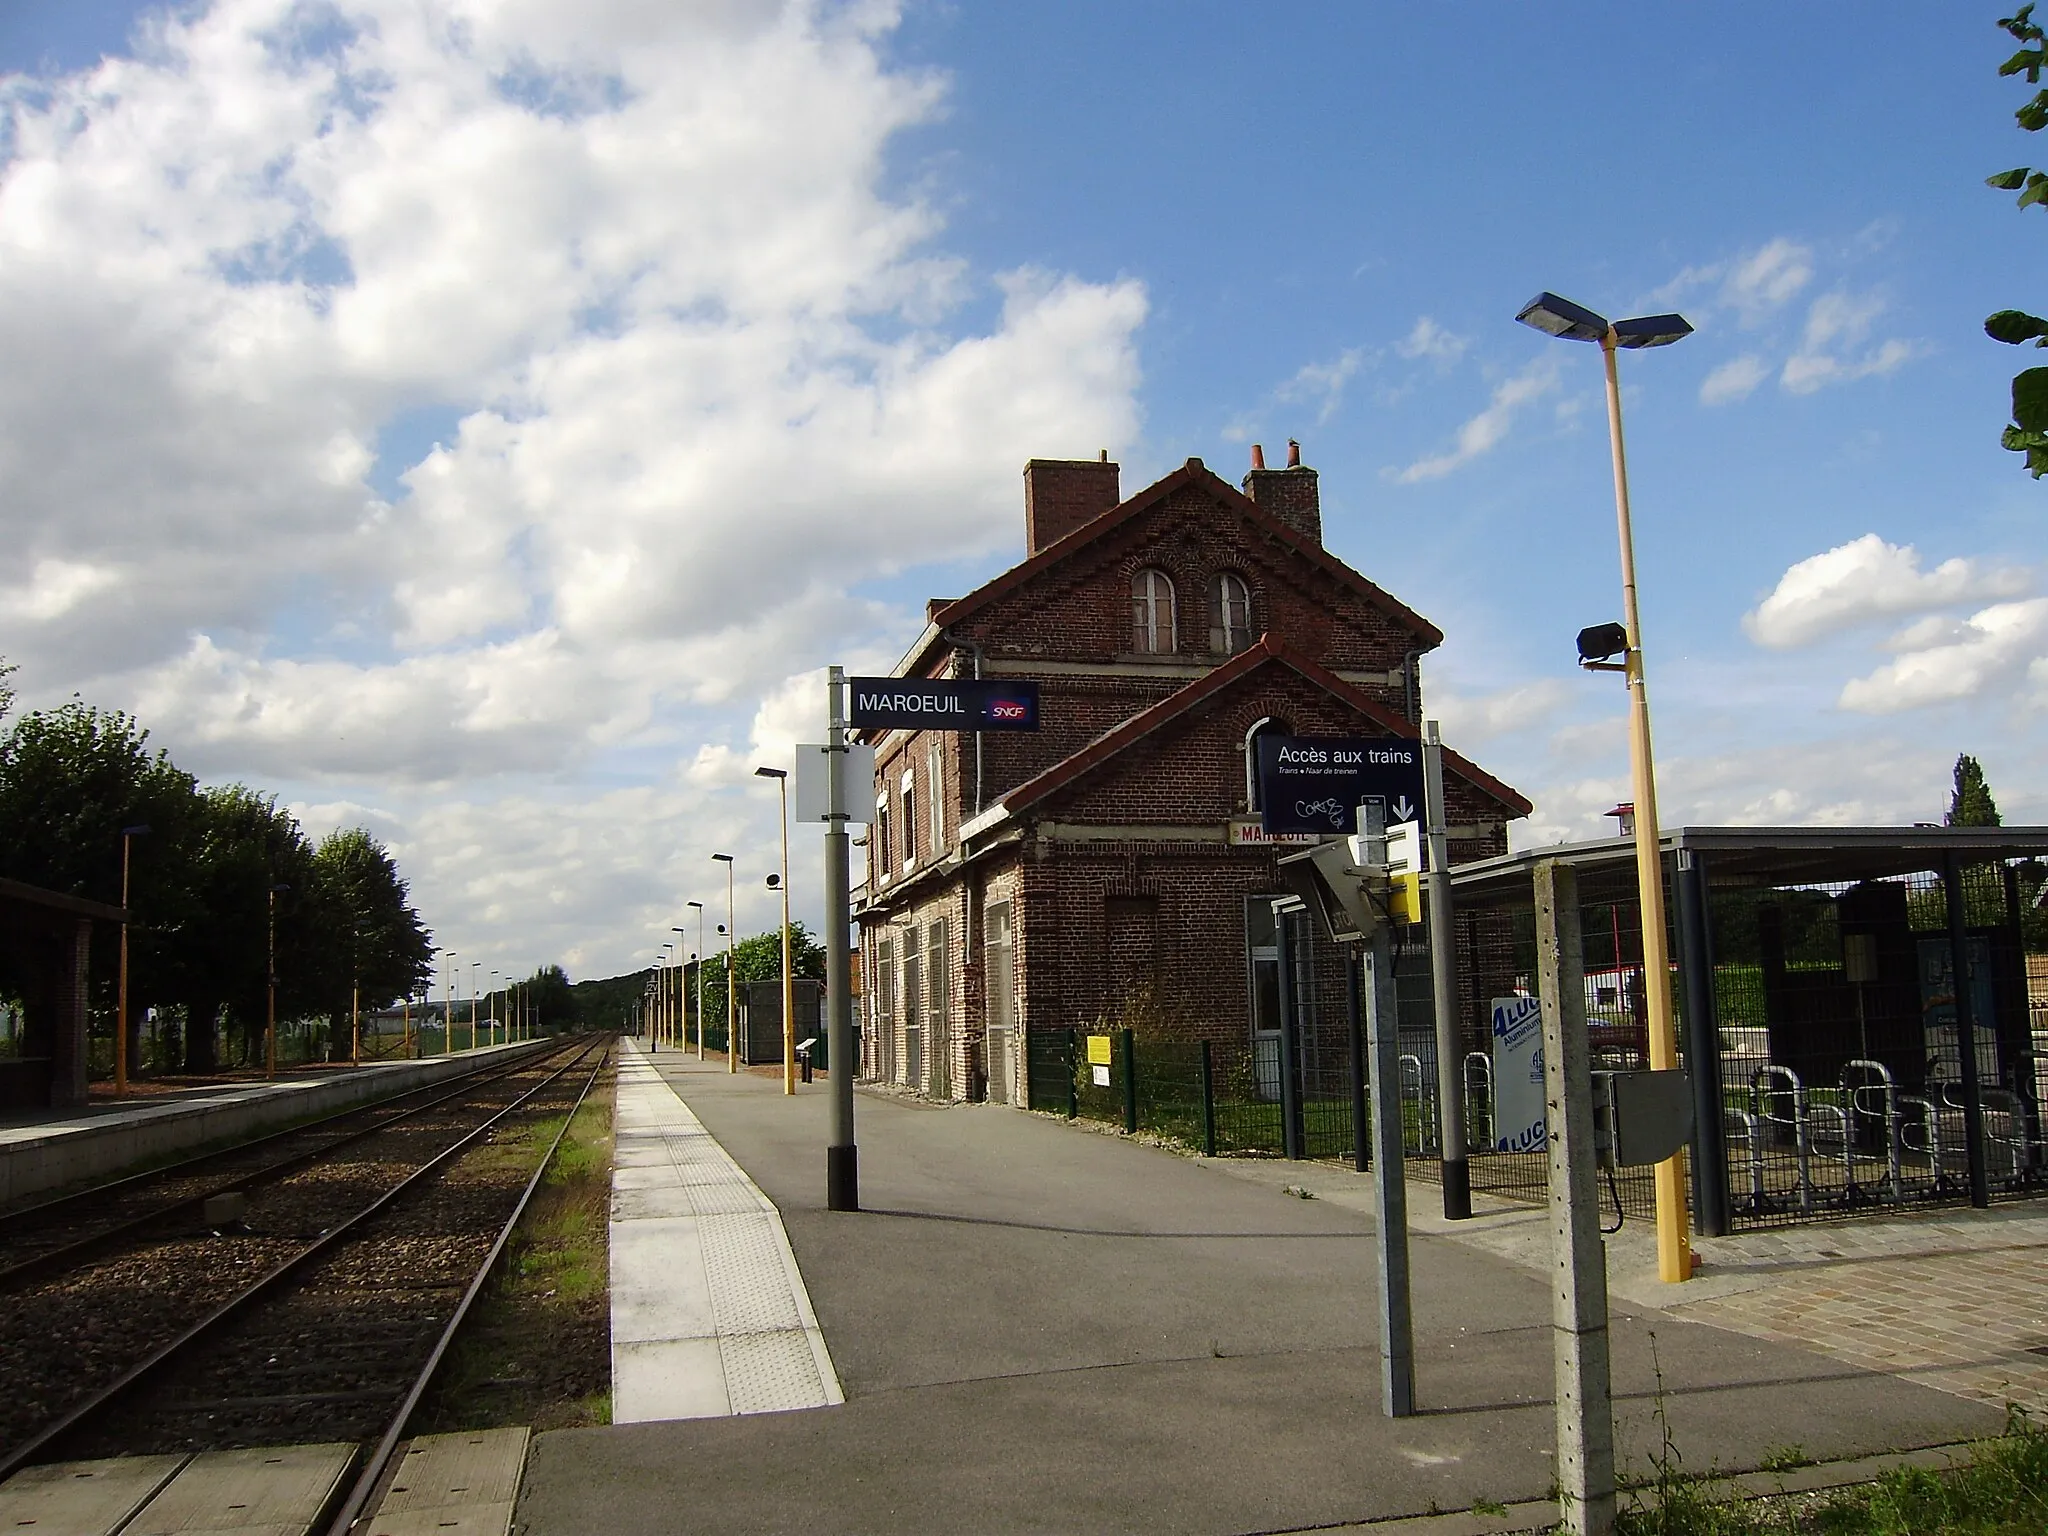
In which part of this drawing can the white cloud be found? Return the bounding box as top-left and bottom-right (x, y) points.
(0, 0), (1147, 977)
(1395, 316), (1468, 366)
(1780, 291), (1919, 394)
(1429, 678), (1574, 749)
(1698, 354), (1768, 406)
(1392, 357), (1558, 483)
(1742, 534), (2031, 649)
(1838, 598), (2048, 713)
(1723, 238), (1813, 319)
(1274, 345), (1367, 426)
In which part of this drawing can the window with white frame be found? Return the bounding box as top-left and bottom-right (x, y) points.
(1213, 571), (1253, 654)
(874, 793), (890, 884)
(1130, 567), (1177, 654)
(900, 769), (916, 871)
(926, 738), (945, 854)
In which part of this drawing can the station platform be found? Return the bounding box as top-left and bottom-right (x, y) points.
(512, 1048), (2016, 1536)
(0, 1039), (547, 1208)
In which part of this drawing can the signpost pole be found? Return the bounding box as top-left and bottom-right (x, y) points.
(1421, 722), (1470, 1219)
(1359, 801), (1415, 1418)
(825, 666), (859, 1212)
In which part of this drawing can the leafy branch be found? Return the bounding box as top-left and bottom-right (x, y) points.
(1987, 5), (2048, 475)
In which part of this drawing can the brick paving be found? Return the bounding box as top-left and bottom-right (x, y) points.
(1667, 1207), (2048, 1417)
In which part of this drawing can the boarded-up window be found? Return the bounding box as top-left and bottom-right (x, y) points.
(984, 902), (1015, 1034)
(1105, 895), (1159, 1019)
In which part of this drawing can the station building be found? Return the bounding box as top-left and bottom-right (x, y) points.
(851, 445), (1532, 1103)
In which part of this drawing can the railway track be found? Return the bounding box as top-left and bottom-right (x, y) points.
(0, 1038), (562, 1286)
(0, 1035), (611, 1525)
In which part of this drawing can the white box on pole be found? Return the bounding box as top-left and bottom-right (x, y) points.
(795, 742), (875, 823)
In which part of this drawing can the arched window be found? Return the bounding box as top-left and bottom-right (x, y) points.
(1244, 715), (1290, 810)
(1213, 572), (1252, 655)
(1130, 567), (1177, 654)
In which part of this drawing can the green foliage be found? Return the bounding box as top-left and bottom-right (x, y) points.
(1986, 7), (2048, 477)
(523, 963), (576, 1032)
(699, 921), (824, 1037)
(1947, 753), (2003, 826)
(0, 687), (436, 1072)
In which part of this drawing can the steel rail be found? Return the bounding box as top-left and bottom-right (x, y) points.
(324, 1042), (610, 1536)
(0, 1037), (570, 1292)
(0, 1038), (607, 1484)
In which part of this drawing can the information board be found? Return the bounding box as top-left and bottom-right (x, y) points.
(1255, 735), (1425, 835)
(1490, 994), (1547, 1154)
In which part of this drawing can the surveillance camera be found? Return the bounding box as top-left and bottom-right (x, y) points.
(765, 873), (782, 889)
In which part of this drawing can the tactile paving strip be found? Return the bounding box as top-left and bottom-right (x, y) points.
(610, 1044), (843, 1422)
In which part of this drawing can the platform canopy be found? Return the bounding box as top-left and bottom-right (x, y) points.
(1448, 825), (2048, 908)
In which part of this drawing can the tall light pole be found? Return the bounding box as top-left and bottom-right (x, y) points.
(267, 883), (290, 1079)
(442, 950), (455, 1056)
(470, 961), (481, 1051)
(658, 945), (674, 1047)
(755, 765), (795, 1095)
(1517, 291), (1694, 1285)
(687, 902), (706, 1059)
(116, 824), (150, 1094)
(712, 853), (736, 1072)
(671, 926), (689, 1051)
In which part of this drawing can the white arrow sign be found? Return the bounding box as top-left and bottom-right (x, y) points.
(1390, 795), (1416, 823)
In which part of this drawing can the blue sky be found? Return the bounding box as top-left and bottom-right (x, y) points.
(0, 2), (2038, 983)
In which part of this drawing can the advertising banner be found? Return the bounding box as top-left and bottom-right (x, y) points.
(1490, 994), (1547, 1154)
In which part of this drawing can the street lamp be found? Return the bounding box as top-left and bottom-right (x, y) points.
(1517, 290), (1694, 1285)
(470, 962), (481, 1052)
(491, 969), (502, 1047)
(116, 824), (150, 1095)
(444, 951), (457, 1056)
(686, 902), (706, 1059)
(712, 853), (736, 1073)
(755, 765), (796, 1096)
(657, 944), (674, 1048)
(267, 883), (290, 1078)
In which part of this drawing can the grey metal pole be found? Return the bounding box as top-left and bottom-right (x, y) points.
(1942, 850), (1991, 1208)
(1359, 801), (1414, 1418)
(1533, 857), (1615, 1536)
(1674, 849), (1730, 1236)
(825, 665), (859, 1211)
(1421, 722), (1469, 1219)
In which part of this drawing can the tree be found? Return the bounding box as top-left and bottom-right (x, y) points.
(1985, 6), (2048, 475)
(0, 702), (202, 1065)
(308, 829), (435, 1057)
(1946, 753), (2003, 826)
(523, 964), (575, 1033)
(699, 922), (825, 1039)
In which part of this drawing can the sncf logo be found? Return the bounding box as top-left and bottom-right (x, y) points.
(987, 699), (1028, 721)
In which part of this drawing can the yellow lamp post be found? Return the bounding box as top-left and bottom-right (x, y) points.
(686, 902), (706, 1058)
(712, 853), (736, 1072)
(755, 765), (795, 1095)
(1517, 291), (1695, 1285)
(266, 882), (290, 1079)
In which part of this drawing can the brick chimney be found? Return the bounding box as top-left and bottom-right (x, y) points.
(1241, 439), (1321, 545)
(1023, 455), (1120, 555)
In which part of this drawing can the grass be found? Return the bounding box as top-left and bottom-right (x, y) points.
(413, 1073), (615, 1433)
(1614, 1410), (2048, 1535)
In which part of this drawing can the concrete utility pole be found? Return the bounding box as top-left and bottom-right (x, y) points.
(824, 665), (859, 1210)
(1357, 802), (1414, 1418)
(1420, 723), (1469, 1219)
(1533, 857), (1615, 1536)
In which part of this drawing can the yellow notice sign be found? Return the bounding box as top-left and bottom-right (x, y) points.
(1086, 1034), (1113, 1066)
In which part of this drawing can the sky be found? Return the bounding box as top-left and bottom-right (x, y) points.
(0, 1), (2041, 987)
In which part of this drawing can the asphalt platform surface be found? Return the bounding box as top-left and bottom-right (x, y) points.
(517, 1057), (2003, 1535)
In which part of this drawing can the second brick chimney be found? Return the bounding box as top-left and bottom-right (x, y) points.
(1023, 455), (1121, 555)
(1241, 439), (1321, 545)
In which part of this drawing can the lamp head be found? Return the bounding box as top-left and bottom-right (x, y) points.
(1516, 291), (1608, 343)
(1576, 622), (1631, 664)
(754, 766), (786, 780)
(687, 900), (704, 910)
(712, 852), (734, 864)
(1612, 312), (1694, 349)
(270, 882), (291, 893)
(122, 823), (151, 837)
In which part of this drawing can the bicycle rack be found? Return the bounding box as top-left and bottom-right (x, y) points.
(1898, 1093), (1947, 1196)
(1463, 1052), (1494, 1150)
(1724, 1105), (1770, 1214)
(1840, 1059), (1903, 1203)
(1398, 1053), (1433, 1156)
(1807, 1098), (1853, 1207)
(1751, 1064), (1812, 1212)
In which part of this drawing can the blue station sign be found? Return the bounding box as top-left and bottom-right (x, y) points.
(849, 677), (1041, 733)
(1256, 735), (1424, 835)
